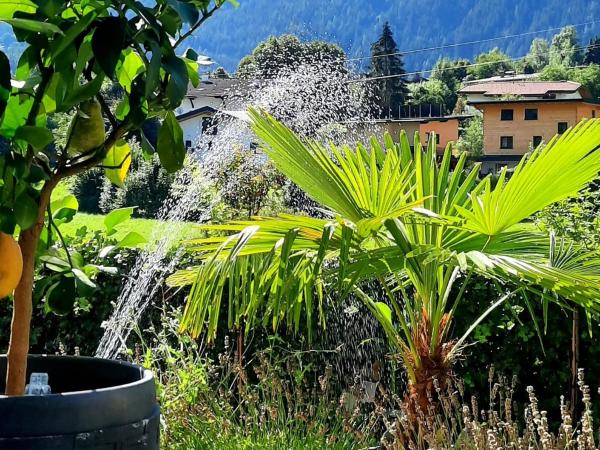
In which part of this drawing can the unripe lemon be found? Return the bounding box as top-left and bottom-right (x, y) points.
(65, 99), (106, 156)
(0, 233), (23, 298)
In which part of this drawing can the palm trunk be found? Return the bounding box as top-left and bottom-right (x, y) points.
(6, 179), (56, 395)
(404, 311), (454, 418)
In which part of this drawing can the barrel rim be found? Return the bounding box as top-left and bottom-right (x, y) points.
(0, 354), (153, 398)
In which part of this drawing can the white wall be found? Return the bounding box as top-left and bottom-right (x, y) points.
(180, 114), (210, 146)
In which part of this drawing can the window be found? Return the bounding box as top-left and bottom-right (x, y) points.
(201, 117), (217, 135)
(185, 140), (192, 149)
(524, 108), (538, 120)
(500, 136), (513, 149)
(500, 109), (514, 121)
(558, 122), (568, 134)
(532, 136), (542, 148)
(428, 133), (441, 145)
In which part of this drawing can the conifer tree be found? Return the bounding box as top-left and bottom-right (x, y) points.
(584, 37), (600, 65)
(368, 22), (407, 118)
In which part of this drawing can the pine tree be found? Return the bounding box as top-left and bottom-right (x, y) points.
(368, 22), (407, 118)
(584, 37), (600, 65)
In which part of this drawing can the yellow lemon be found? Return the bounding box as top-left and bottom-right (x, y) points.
(0, 233), (23, 298)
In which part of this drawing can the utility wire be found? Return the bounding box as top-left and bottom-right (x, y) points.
(347, 19), (600, 62)
(229, 18), (599, 78)
(346, 43), (600, 84)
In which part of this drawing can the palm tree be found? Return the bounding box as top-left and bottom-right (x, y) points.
(169, 110), (600, 413)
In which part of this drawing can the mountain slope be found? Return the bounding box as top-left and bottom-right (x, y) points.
(187, 0), (600, 72)
(0, 1), (598, 74)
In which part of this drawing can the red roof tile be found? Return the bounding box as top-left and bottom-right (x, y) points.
(460, 81), (582, 96)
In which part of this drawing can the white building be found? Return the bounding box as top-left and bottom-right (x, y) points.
(175, 77), (242, 148)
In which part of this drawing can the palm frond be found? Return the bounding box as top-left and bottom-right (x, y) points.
(458, 119), (600, 236)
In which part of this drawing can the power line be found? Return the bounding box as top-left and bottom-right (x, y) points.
(232, 18), (600, 79)
(346, 43), (600, 84)
(347, 19), (600, 63)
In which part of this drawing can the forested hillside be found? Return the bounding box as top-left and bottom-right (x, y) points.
(186, 0), (600, 72)
(0, 0), (599, 72)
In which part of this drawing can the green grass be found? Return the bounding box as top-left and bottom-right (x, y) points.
(165, 416), (362, 450)
(59, 212), (200, 243)
(51, 181), (199, 244)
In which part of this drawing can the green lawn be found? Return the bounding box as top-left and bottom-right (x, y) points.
(51, 181), (200, 244)
(59, 212), (200, 244)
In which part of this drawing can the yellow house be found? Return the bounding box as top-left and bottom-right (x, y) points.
(460, 80), (600, 173)
(349, 116), (465, 153)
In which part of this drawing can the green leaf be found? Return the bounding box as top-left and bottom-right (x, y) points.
(145, 41), (161, 97)
(140, 128), (155, 159)
(13, 125), (54, 150)
(45, 276), (77, 315)
(157, 111), (185, 173)
(51, 194), (79, 223)
(72, 268), (96, 290)
(0, 95), (33, 137)
(104, 206), (134, 235)
(63, 73), (105, 109)
(50, 12), (96, 60)
(42, 72), (66, 114)
(183, 58), (199, 88)
(116, 231), (147, 248)
(374, 302), (393, 326)
(0, 50), (10, 119)
(0, 206), (16, 234)
(14, 192), (38, 230)
(0, 1), (37, 19)
(167, 0), (199, 25)
(115, 97), (130, 121)
(103, 139), (132, 188)
(163, 55), (189, 107)
(157, 7), (182, 36)
(91, 17), (125, 79)
(2, 18), (63, 35)
(116, 49), (145, 94)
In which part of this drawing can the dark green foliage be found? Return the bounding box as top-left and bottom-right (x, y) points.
(0, 230), (137, 355)
(236, 34), (346, 79)
(584, 37), (600, 65)
(177, 0), (600, 73)
(211, 66), (230, 78)
(453, 278), (600, 424)
(455, 115), (484, 156)
(549, 26), (584, 67)
(71, 169), (104, 213)
(99, 151), (174, 218)
(429, 57), (469, 110)
(467, 47), (514, 79)
(213, 148), (285, 218)
(368, 22), (407, 118)
(540, 64), (600, 98)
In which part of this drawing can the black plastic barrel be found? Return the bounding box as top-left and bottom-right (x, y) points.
(0, 354), (159, 449)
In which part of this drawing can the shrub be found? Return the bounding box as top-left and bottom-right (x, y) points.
(70, 169), (105, 214)
(98, 143), (174, 217)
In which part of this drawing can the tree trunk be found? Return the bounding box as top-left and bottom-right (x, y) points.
(5, 180), (56, 395)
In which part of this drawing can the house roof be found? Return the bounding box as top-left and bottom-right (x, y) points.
(185, 78), (263, 99)
(459, 81), (583, 97)
(343, 114), (473, 125)
(185, 78), (238, 98)
(176, 106), (217, 121)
